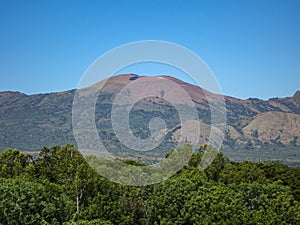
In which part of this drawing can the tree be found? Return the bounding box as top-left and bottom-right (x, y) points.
(0, 149), (33, 178)
(219, 161), (267, 184)
(204, 150), (229, 182)
(0, 178), (73, 224)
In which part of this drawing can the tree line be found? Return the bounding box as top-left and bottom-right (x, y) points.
(0, 144), (299, 224)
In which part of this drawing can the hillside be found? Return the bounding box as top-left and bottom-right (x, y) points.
(243, 112), (300, 145)
(0, 74), (299, 166)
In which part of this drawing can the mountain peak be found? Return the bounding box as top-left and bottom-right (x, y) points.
(293, 90), (300, 100)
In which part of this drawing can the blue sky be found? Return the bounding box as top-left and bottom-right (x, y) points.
(0, 0), (299, 100)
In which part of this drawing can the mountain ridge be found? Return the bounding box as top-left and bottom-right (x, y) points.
(0, 74), (299, 166)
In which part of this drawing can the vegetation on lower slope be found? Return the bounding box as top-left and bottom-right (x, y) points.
(0, 144), (299, 224)
(1, 78), (299, 166)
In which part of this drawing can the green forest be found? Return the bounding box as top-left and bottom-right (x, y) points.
(0, 144), (300, 225)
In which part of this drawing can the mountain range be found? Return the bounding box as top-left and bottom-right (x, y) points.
(1, 74), (299, 166)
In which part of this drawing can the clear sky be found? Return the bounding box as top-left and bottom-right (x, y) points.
(0, 0), (299, 100)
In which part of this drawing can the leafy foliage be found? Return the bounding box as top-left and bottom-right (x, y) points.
(0, 178), (73, 225)
(0, 144), (299, 224)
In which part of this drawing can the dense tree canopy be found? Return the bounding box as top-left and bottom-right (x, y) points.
(0, 144), (299, 224)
